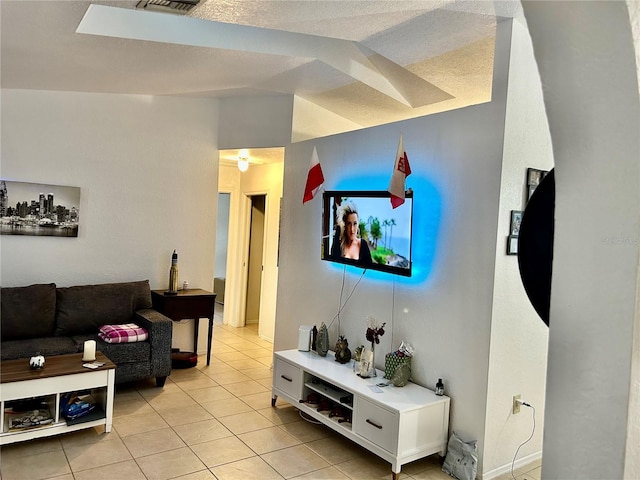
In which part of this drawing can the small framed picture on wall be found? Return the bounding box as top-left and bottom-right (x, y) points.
(527, 168), (547, 187)
(507, 235), (519, 255)
(510, 210), (523, 236)
(526, 168), (549, 203)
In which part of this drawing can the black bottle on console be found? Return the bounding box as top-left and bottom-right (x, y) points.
(311, 325), (317, 351)
(435, 378), (444, 396)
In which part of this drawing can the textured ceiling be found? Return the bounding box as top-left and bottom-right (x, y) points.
(219, 147), (285, 168)
(1, 0), (524, 160)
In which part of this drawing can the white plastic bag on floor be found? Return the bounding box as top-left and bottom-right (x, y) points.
(442, 431), (478, 480)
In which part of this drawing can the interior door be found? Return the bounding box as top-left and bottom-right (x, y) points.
(245, 194), (265, 324)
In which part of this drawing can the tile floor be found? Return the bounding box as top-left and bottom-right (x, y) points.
(0, 314), (542, 480)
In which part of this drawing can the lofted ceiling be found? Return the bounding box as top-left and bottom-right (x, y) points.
(1, 0), (524, 162)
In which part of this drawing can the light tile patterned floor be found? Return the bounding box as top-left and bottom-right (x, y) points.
(0, 312), (541, 480)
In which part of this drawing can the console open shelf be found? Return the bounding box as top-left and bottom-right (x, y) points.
(304, 375), (354, 409)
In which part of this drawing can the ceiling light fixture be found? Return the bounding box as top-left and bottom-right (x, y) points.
(237, 149), (249, 172)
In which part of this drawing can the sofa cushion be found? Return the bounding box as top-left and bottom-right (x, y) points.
(55, 280), (152, 336)
(0, 337), (78, 361)
(1, 284), (57, 340)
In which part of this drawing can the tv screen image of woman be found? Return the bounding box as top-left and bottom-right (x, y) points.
(322, 190), (413, 277)
(330, 202), (373, 266)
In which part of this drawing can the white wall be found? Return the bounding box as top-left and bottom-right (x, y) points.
(483, 18), (553, 477)
(276, 93), (504, 480)
(626, 2), (640, 475)
(214, 192), (230, 279)
(218, 95), (293, 149)
(0, 89), (219, 352)
(275, 21), (514, 476)
(522, 2), (640, 479)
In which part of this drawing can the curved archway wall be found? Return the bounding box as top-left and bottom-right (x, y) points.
(522, 2), (640, 479)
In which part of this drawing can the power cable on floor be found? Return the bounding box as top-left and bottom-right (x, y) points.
(511, 402), (536, 480)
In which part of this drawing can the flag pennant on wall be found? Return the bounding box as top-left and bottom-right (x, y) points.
(388, 134), (412, 208)
(303, 146), (325, 204)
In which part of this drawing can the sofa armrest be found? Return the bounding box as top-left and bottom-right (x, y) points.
(134, 308), (173, 378)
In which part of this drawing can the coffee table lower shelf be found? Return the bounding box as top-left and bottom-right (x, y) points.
(0, 353), (116, 446)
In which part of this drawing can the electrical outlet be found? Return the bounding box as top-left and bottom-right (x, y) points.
(513, 394), (521, 414)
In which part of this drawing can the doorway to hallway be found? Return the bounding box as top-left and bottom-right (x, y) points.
(216, 148), (284, 343)
(245, 194), (265, 326)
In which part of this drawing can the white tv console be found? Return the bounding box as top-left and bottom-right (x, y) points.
(272, 349), (450, 479)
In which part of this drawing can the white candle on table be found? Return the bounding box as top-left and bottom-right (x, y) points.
(83, 340), (96, 361)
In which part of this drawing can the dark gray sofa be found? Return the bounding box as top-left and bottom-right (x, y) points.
(1, 280), (172, 387)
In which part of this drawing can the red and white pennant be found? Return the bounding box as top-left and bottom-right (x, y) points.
(303, 146), (325, 204)
(388, 134), (411, 208)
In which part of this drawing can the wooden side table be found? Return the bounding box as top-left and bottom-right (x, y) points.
(151, 289), (216, 366)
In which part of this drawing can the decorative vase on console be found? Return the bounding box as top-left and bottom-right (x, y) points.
(353, 345), (363, 372)
(359, 316), (386, 378)
(358, 342), (377, 378)
(316, 322), (329, 357)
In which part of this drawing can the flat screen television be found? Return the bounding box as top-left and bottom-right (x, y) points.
(321, 190), (413, 277)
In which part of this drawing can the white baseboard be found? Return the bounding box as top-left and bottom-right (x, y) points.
(480, 450), (542, 480)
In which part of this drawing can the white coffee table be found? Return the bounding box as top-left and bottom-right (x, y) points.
(0, 352), (116, 445)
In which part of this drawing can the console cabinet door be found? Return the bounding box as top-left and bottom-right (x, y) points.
(273, 357), (303, 400)
(354, 397), (399, 454)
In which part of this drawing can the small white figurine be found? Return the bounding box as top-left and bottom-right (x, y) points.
(29, 355), (45, 369)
